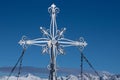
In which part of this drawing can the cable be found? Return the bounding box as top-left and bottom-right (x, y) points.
(78, 47), (100, 78)
(80, 51), (83, 80)
(17, 56), (23, 80)
(83, 53), (99, 76)
(7, 48), (26, 80)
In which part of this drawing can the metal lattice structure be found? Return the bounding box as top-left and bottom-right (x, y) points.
(19, 4), (87, 80)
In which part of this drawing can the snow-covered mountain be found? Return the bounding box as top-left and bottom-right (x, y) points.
(59, 72), (120, 80)
(0, 72), (120, 80)
(0, 74), (45, 80)
(0, 67), (120, 80)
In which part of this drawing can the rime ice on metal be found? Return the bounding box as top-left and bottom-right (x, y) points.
(19, 4), (87, 80)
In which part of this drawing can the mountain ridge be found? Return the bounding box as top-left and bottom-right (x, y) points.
(0, 73), (120, 80)
(0, 66), (120, 80)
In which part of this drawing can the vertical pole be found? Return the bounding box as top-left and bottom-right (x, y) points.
(81, 52), (83, 80)
(48, 4), (59, 80)
(49, 45), (57, 80)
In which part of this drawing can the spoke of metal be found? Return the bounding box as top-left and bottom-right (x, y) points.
(18, 4), (87, 80)
(7, 48), (26, 80)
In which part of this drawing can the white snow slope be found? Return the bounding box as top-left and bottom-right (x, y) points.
(0, 72), (120, 80)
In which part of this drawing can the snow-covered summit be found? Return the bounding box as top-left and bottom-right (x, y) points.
(0, 72), (120, 80)
(0, 73), (42, 80)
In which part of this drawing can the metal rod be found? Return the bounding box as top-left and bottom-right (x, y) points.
(81, 52), (83, 80)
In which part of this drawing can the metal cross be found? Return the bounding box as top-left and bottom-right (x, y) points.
(19, 4), (87, 80)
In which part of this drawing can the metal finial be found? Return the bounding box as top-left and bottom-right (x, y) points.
(48, 3), (59, 15)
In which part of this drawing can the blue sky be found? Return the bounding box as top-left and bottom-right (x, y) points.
(0, 0), (120, 74)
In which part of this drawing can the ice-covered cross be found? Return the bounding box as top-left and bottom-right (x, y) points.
(19, 4), (87, 80)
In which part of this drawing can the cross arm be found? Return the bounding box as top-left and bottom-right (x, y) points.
(58, 37), (87, 48)
(18, 36), (49, 48)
